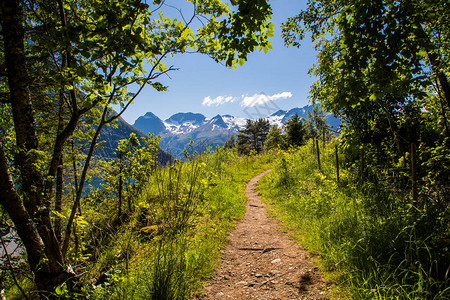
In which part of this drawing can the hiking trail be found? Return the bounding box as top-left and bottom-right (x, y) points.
(197, 170), (331, 299)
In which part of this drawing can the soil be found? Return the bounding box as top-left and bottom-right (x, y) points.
(197, 170), (332, 299)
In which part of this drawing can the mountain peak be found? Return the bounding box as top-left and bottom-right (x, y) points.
(144, 112), (158, 118)
(209, 115), (228, 128)
(165, 112), (206, 125)
(133, 112), (165, 135)
(132, 105), (340, 158)
(271, 109), (287, 117)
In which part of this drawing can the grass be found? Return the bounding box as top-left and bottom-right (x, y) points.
(258, 140), (450, 299)
(81, 147), (275, 299)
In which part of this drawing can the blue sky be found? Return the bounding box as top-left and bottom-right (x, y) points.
(120, 1), (316, 124)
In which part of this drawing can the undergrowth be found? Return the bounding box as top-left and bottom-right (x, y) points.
(258, 140), (450, 299)
(78, 147), (274, 299)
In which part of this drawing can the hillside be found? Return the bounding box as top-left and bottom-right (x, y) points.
(95, 114), (173, 165)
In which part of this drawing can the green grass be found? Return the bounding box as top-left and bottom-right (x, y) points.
(82, 147), (274, 299)
(258, 140), (450, 299)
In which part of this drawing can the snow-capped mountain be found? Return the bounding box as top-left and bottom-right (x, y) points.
(132, 106), (340, 158)
(163, 112), (206, 134)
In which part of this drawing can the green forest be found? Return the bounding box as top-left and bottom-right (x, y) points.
(1, 0), (449, 299)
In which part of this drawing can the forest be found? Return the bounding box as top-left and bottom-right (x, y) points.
(1, 0), (449, 299)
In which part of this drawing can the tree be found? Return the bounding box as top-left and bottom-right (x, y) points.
(224, 134), (236, 149)
(283, 0), (449, 139)
(237, 118), (270, 154)
(264, 125), (286, 151)
(285, 113), (307, 147)
(101, 132), (160, 219)
(282, 0), (450, 199)
(0, 0), (273, 294)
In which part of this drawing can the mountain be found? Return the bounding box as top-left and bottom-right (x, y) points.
(96, 114), (173, 165)
(282, 106), (312, 123)
(280, 105), (341, 131)
(159, 113), (245, 158)
(165, 112), (206, 125)
(164, 112), (206, 135)
(133, 106), (341, 158)
(133, 112), (166, 135)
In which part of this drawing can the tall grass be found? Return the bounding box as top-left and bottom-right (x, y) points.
(259, 140), (450, 299)
(85, 147), (274, 299)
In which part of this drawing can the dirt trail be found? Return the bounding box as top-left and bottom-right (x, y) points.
(197, 170), (331, 299)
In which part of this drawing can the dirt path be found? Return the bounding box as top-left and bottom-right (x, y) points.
(197, 170), (331, 299)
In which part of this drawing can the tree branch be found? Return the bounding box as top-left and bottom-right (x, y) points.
(0, 235), (28, 299)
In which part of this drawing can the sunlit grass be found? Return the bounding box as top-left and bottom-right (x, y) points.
(258, 139), (450, 299)
(84, 147), (274, 299)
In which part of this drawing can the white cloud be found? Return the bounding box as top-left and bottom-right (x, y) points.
(241, 92), (293, 107)
(202, 95), (237, 107)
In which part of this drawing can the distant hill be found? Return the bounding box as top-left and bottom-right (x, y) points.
(133, 105), (341, 158)
(96, 114), (173, 165)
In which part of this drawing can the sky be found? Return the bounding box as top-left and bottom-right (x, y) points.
(119, 1), (317, 124)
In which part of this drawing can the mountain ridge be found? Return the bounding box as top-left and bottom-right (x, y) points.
(132, 105), (341, 158)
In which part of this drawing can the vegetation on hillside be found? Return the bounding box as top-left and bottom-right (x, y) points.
(0, 0), (273, 296)
(260, 140), (449, 299)
(2, 140), (274, 298)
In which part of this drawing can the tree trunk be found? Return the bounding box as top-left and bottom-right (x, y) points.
(1, 0), (70, 293)
(360, 146), (366, 185)
(0, 142), (45, 284)
(427, 51), (450, 111)
(55, 155), (64, 243)
(71, 140), (82, 215)
(118, 172), (123, 218)
(322, 127), (326, 148)
(316, 138), (321, 171)
(62, 118), (106, 257)
(335, 143), (340, 184)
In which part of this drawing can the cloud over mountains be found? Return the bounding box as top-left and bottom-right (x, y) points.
(202, 95), (237, 107)
(241, 92), (292, 107)
(202, 92), (293, 108)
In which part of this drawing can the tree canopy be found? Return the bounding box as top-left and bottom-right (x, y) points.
(282, 0), (449, 136)
(237, 118), (270, 154)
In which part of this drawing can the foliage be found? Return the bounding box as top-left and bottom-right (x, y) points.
(0, 0), (274, 294)
(285, 113), (307, 147)
(237, 118), (270, 154)
(282, 0), (450, 204)
(264, 125), (286, 151)
(224, 134), (236, 149)
(259, 141), (450, 299)
(99, 133), (160, 218)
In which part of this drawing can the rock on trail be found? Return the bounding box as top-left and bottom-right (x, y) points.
(197, 170), (331, 299)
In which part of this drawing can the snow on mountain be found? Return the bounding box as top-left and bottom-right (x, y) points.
(132, 106), (341, 158)
(222, 115), (247, 130)
(266, 113), (285, 127)
(163, 112), (206, 134)
(165, 112), (206, 125)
